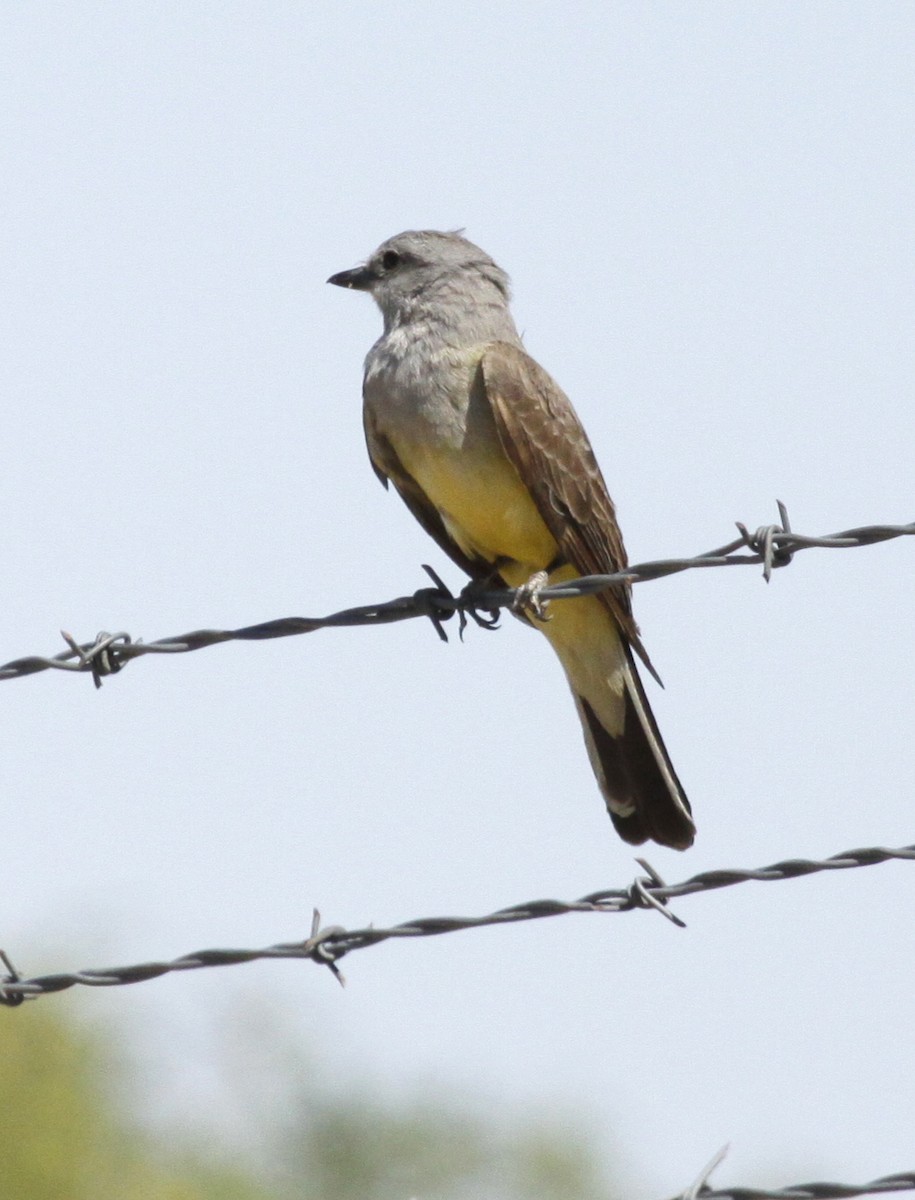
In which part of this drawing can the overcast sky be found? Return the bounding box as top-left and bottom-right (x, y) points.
(2, 4), (914, 1196)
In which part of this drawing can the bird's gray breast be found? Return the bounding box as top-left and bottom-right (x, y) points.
(363, 324), (484, 453)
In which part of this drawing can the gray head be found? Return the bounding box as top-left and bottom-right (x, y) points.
(328, 230), (513, 333)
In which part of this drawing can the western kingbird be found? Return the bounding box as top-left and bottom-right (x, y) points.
(328, 230), (694, 849)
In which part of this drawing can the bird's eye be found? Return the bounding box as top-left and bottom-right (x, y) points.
(381, 250), (401, 271)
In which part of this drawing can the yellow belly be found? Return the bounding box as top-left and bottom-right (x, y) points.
(397, 435), (627, 735)
(399, 438), (558, 572)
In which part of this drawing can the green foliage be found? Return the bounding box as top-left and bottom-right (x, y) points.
(0, 1004), (265, 1200)
(0, 1002), (618, 1200)
(277, 1097), (611, 1200)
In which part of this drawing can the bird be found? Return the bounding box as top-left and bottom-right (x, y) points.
(328, 230), (694, 849)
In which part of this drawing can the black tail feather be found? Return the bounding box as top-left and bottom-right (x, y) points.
(577, 658), (694, 849)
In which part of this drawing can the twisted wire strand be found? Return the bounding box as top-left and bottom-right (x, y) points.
(1, 508), (912, 687)
(2, 841), (912, 1005)
(671, 1147), (915, 1199)
(676, 1168), (915, 1199)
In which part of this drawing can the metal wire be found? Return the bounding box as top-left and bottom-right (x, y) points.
(4, 509), (911, 1191)
(1, 505), (912, 687)
(2, 841), (912, 1004)
(670, 1143), (915, 1199)
(687, 1175), (915, 1200)
(671, 1147), (915, 1199)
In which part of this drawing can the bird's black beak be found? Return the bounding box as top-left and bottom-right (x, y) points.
(327, 265), (374, 291)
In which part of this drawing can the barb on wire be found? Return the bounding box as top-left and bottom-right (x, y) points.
(0, 506), (912, 688)
(679, 1145), (731, 1200)
(2, 841), (912, 1006)
(0, 951), (24, 1009)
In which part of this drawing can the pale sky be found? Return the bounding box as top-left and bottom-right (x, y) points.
(2, 4), (914, 1196)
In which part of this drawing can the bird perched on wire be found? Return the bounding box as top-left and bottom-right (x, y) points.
(328, 230), (694, 849)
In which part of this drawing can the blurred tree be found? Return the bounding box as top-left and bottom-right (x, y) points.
(0, 1003), (266, 1200)
(278, 1096), (613, 1200)
(0, 999), (620, 1200)
(225, 1001), (620, 1200)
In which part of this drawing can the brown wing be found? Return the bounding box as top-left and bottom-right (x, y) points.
(481, 341), (659, 677)
(363, 409), (491, 583)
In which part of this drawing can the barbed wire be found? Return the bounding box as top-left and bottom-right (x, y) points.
(669, 1146), (915, 1199)
(1, 505), (912, 688)
(5, 509), (912, 1191)
(683, 1175), (915, 1200)
(2, 840), (912, 1005)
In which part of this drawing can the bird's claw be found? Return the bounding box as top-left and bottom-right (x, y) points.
(419, 567), (501, 641)
(512, 570), (551, 621)
(456, 578), (502, 639)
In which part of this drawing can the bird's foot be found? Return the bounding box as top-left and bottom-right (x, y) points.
(512, 570), (551, 622)
(457, 576), (502, 639)
(418, 566), (501, 642)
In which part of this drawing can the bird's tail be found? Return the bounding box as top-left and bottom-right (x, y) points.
(572, 647), (694, 849)
(535, 589), (694, 849)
